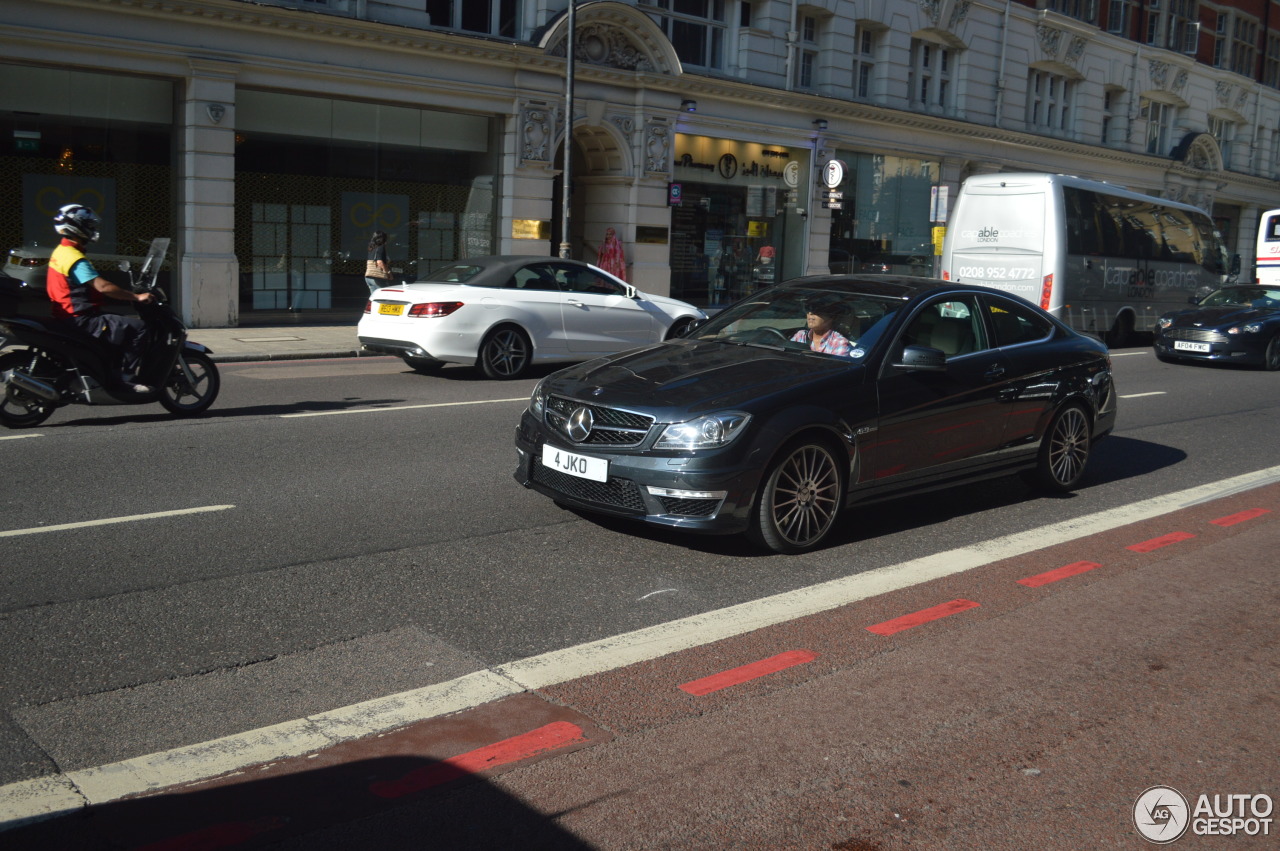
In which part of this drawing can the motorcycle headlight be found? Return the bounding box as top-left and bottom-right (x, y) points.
(655, 413), (751, 450)
(1227, 323), (1262, 334)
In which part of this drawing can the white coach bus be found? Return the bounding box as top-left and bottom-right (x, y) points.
(941, 173), (1236, 346)
(1255, 208), (1280, 286)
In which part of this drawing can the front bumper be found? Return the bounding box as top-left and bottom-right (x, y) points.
(513, 409), (764, 535)
(1153, 330), (1267, 366)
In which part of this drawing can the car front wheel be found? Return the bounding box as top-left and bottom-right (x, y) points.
(1027, 404), (1091, 492)
(479, 326), (532, 380)
(1263, 334), (1280, 371)
(748, 439), (845, 554)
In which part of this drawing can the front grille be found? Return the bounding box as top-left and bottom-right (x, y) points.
(544, 395), (655, 448)
(1164, 328), (1226, 343)
(532, 456), (646, 513)
(657, 496), (722, 517)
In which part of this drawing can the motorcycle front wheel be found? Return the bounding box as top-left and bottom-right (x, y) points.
(0, 350), (57, 428)
(159, 350), (220, 416)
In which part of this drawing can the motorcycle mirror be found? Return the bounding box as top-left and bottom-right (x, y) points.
(120, 260), (132, 272)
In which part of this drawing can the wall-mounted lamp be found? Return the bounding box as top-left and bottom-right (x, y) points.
(813, 118), (828, 131)
(681, 99), (697, 113)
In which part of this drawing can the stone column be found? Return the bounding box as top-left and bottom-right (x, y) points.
(178, 60), (239, 328)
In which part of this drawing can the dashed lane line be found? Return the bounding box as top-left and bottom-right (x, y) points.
(0, 434), (42, 441)
(1119, 391), (1167, 398)
(0, 505), (236, 539)
(3, 466), (1279, 826)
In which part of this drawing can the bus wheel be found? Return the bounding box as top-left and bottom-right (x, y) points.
(1104, 314), (1133, 349)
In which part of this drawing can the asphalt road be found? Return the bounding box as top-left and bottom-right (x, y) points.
(1, 348), (1277, 847)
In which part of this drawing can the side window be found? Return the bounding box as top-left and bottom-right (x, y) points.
(513, 265), (561, 291)
(561, 266), (623, 295)
(985, 297), (1053, 346)
(902, 296), (988, 357)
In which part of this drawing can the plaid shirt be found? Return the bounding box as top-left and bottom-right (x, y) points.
(791, 328), (851, 356)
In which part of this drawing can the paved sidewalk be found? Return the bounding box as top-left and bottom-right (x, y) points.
(187, 324), (367, 363)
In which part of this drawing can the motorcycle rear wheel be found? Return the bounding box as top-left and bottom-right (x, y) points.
(159, 350), (220, 416)
(0, 350), (56, 428)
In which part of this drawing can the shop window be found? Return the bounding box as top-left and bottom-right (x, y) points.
(827, 154), (939, 280)
(234, 91), (496, 316)
(0, 65), (173, 277)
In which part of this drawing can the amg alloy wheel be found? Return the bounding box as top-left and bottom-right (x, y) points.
(748, 440), (845, 554)
(479, 327), (532, 380)
(1028, 404), (1091, 492)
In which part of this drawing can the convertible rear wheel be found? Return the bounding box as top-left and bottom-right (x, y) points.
(479, 326), (532, 380)
(748, 439), (845, 554)
(1027, 404), (1091, 492)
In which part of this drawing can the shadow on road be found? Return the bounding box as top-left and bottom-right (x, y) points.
(558, 435), (1188, 557)
(4, 754), (596, 851)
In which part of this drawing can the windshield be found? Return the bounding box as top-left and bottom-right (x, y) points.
(1201, 286), (1280, 309)
(688, 286), (907, 360)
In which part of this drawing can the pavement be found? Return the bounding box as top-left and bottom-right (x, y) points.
(189, 323), (367, 363)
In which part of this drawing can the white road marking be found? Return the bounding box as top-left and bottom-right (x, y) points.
(282, 398), (526, 417)
(0, 505), (236, 539)
(4, 465), (1280, 823)
(1109, 351), (1149, 357)
(0, 434), (42, 441)
(1119, 391), (1168, 399)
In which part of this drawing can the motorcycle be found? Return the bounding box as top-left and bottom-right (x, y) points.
(0, 238), (219, 428)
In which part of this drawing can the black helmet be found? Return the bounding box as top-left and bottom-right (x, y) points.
(53, 204), (101, 243)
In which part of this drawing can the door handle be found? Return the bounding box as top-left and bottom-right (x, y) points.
(984, 364), (1006, 381)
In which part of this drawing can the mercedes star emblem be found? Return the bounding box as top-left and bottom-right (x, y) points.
(566, 407), (594, 442)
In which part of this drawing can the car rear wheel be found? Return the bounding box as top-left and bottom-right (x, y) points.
(748, 439), (845, 554)
(1026, 404), (1091, 492)
(1264, 335), (1280, 371)
(479, 326), (532, 380)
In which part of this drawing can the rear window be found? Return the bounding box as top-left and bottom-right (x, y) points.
(423, 263), (484, 283)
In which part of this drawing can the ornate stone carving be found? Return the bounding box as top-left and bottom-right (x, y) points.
(645, 119), (671, 175)
(920, 0), (941, 25)
(521, 102), (553, 164)
(1066, 36), (1087, 65)
(550, 23), (655, 71)
(947, 1), (970, 29)
(1037, 25), (1063, 57)
(1172, 69), (1188, 94)
(1149, 60), (1169, 89)
(609, 114), (636, 139)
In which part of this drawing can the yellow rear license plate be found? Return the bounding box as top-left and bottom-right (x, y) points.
(378, 304), (405, 316)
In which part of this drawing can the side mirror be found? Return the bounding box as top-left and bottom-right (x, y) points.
(894, 344), (947, 371)
(119, 260), (132, 272)
(623, 283), (638, 299)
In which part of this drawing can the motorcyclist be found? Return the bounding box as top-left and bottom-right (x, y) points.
(46, 204), (156, 392)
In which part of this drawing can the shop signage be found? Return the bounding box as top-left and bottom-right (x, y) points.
(512, 219), (550, 240)
(668, 183), (683, 206)
(822, 159), (847, 189)
(673, 138), (799, 186)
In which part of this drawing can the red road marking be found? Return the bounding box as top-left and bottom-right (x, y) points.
(1017, 560), (1103, 588)
(1211, 508), (1271, 527)
(679, 649), (819, 696)
(1127, 531), (1196, 553)
(368, 720), (587, 799)
(866, 599), (980, 636)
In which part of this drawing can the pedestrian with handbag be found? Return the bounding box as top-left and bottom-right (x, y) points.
(364, 231), (392, 293)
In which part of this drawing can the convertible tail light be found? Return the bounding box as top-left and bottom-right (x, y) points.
(364, 300), (371, 313)
(1039, 274), (1054, 311)
(409, 301), (464, 318)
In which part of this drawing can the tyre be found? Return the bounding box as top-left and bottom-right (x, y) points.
(747, 439), (845, 554)
(479, 326), (532, 380)
(0, 350), (56, 428)
(1263, 335), (1280, 371)
(1026, 404), (1091, 492)
(1104, 313), (1133, 349)
(159, 350), (220, 416)
(665, 317), (695, 340)
(402, 355), (445, 374)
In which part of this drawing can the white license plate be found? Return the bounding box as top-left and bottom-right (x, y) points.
(1174, 341), (1211, 353)
(542, 444), (608, 483)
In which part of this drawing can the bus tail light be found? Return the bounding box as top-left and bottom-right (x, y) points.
(1040, 274), (1054, 311)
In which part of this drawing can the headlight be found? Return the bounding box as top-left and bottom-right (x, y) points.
(1156, 317), (1173, 329)
(1227, 323), (1262, 334)
(655, 413), (751, 450)
(528, 379), (548, 417)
